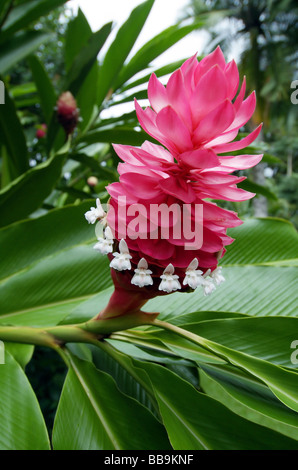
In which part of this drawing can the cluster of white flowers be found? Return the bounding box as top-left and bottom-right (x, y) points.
(85, 200), (225, 295)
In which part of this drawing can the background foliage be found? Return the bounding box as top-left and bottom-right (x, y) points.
(0, 0), (297, 450)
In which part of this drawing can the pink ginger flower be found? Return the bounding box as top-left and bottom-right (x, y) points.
(86, 47), (263, 318)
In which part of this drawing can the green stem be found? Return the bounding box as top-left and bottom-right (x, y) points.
(151, 318), (226, 362)
(0, 324), (99, 348)
(0, 312), (158, 348)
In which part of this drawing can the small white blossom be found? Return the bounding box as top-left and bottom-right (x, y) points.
(202, 278), (216, 296)
(131, 258), (153, 288)
(159, 264), (181, 293)
(200, 269), (216, 296)
(183, 258), (204, 290)
(93, 226), (114, 255)
(210, 266), (225, 285)
(110, 239), (132, 271)
(84, 198), (106, 224)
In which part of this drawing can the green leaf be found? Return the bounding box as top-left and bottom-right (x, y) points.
(28, 55), (56, 125)
(0, 152), (66, 227)
(4, 343), (34, 368)
(64, 9), (93, 72)
(119, 58), (188, 93)
(0, 0), (69, 41)
(78, 127), (156, 146)
(64, 22), (112, 97)
(223, 218), (298, 266)
(152, 321), (298, 414)
(89, 343), (160, 415)
(0, 0), (11, 20)
(0, 86), (28, 180)
(143, 218), (298, 320)
(135, 361), (298, 450)
(0, 201), (112, 326)
(63, 9), (101, 131)
(97, 0), (155, 106)
(113, 21), (204, 90)
(178, 316), (298, 369)
(145, 266), (297, 319)
(199, 364), (298, 440)
(52, 351), (171, 450)
(106, 337), (196, 367)
(196, 336), (298, 413)
(238, 179), (278, 200)
(0, 30), (52, 74)
(10, 81), (37, 98)
(0, 351), (50, 450)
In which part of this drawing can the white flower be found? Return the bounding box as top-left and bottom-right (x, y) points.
(110, 239), (132, 271)
(200, 270), (216, 296)
(159, 264), (181, 293)
(210, 266), (225, 286)
(131, 258), (153, 288)
(202, 278), (216, 296)
(84, 198), (106, 224)
(183, 258), (204, 290)
(93, 226), (114, 255)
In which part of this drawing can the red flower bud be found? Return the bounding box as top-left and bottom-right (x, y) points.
(36, 123), (47, 139)
(56, 91), (79, 135)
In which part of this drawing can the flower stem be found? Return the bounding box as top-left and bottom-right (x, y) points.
(0, 312), (158, 348)
(151, 318), (225, 361)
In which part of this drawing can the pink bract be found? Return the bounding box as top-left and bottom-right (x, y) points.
(107, 46), (262, 275)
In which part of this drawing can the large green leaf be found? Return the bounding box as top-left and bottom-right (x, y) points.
(199, 364), (298, 440)
(0, 351), (50, 450)
(63, 9), (100, 131)
(196, 336), (298, 413)
(0, 30), (52, 74)
(151, 321), (298, 413)
(177, 316), (298, 368)
(52, 351), (171, 450)
(97, 0), (154, 107)
(28, 55), (56, 125)
(64, 8), (92, 72)
(223, 218), (298, 266)
(0, 201), (112, 326)
(134, 360), (298, 450)
(0, 0), (69, 42)
(0, 152), (66, 227)
(64, 22), (112, 97)
(142, 218), (298, 319)
(145, 265), (297, 318)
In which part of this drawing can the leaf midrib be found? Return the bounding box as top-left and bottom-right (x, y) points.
(68, 355), (122, 450)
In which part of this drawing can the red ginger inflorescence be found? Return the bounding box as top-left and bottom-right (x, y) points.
(85, 47), (263, 318)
